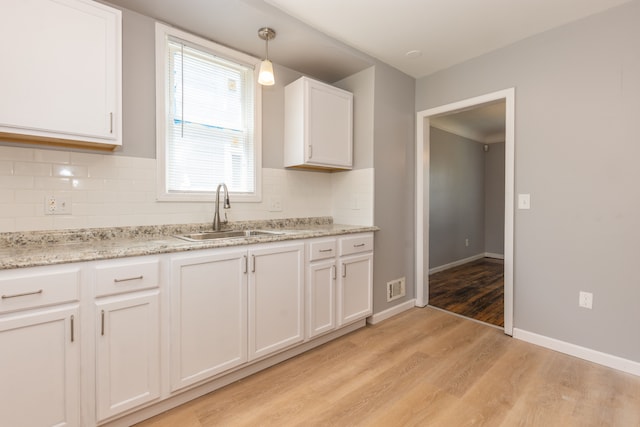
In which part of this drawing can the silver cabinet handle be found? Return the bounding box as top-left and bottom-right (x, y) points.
(110, 112), (113, 134)
(353, 243), (365, 248)
(319, 248), (333, 253)
(1, 289), (43, 299)
(243, 255), (248, 274)
(114, 275), (143, 283)
(101, 310), (105, 336)
(332, 265), (336, 280)
(342, 264), (347, 278)
(308, 145), (313, 159)
(251, 254), (256, 273)
(71, 315), (75, 343)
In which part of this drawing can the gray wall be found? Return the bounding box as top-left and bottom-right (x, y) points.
(373, 64), (416, 311)
(429, 128), (485, 267)
(417, 1), (640, 362)
(484, 142), (505, 255)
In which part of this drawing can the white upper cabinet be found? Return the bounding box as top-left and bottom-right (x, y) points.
(0, 0), (122, 149)
(284, 76), (353, 170)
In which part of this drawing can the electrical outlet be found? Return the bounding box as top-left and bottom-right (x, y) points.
(45, 195), (72, 215)
(579, 291), (593, 309)
(465, 238), (469, 247)
(268, 196), (283, 212)
(350, 195), (360, 210)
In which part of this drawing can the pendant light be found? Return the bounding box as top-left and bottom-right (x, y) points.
(258, 27), (276, 86)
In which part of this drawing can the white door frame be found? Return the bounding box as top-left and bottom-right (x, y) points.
(415, 88), (515, 336)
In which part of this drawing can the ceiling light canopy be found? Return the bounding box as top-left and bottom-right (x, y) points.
(258, 27), (276, 86)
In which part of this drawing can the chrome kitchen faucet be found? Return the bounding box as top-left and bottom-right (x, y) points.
(213, 183), (230, 231)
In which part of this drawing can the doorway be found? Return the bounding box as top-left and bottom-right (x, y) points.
(415, 89), (515, 335)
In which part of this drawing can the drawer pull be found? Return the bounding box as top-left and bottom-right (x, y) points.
(342, 264), (347, 278)
(1, 289), (43, 299)
(70, 315), (75, 343)
(114, 275), (143, 283)
(319, 248), (333, 253)
(332, 265), (337, 280)
(353, 243), (366, 248)
(101, 310), (105, 336)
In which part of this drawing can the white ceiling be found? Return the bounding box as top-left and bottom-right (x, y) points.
(105, 0), (631, 82)
(430, 102), (506, 143)
(266, 0), (632, 78)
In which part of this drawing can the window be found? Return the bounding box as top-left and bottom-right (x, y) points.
(155, 23), (262, 201)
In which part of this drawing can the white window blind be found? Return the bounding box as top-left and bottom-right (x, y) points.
(162, 35), (256, 197)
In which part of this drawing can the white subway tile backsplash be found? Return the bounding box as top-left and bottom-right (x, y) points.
(0, 218), (15, 232)
(35, 150), (69, 164)
(0, 189), (14, 203)
(70, 178), (105, 191)
(14, 190), (46, 204)
(34, 177), (71, 191)
(14, 162), (51, 177)
(15, 216), (54, 231)
(1, 145), (374, 232)
(0, 176), (34, 190)
(0, 161), (14, 175)
(0, 146), (34, 162)
(52, 164), (88, 178)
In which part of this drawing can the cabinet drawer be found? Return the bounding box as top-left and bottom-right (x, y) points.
(0, 267), (80, 314)
(95, 259), (159, 297)
(339, 234), (373, 256)
(309, 239), (337, 261)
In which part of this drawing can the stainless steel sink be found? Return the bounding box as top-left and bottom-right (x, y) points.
(175, 229), (284, 242)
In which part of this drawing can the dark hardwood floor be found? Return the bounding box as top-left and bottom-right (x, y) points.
(429, 257), (504, 327)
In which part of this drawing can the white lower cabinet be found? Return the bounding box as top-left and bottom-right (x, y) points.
(248, 242), (305, 360)
(338, 253), (373, 325)
(95, 291), (160, 421)
(169, 249), (248, 392)
(93, 257), (161, 422)
(337, 234), (374, 326)
(306, 238), (338, 339)
(0, 265), (81, 427)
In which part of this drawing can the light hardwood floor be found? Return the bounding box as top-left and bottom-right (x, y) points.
(136, 308), (640, 426)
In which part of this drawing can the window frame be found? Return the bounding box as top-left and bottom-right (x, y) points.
(155, 22), (262, 202)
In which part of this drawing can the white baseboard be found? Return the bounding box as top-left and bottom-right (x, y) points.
(484, 252), (504, 260)
(367, 299), (416, 325)
(429, 254), (485, 274)
(513, 328), (640, 377)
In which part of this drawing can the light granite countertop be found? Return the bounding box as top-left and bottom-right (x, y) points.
(0, 217), (379, 270)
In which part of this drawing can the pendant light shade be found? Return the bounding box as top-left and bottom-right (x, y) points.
(258, 59), (275, 86)
(258, 27), (276, 86)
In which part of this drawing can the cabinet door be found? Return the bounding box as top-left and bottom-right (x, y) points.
(95, 291), (160, 421)
(249, 242), (304, 360)
(170, 250), (248, 392)
(338, 253), (373, 326)
(307, 80), (353, 168)
(307, 259), (336, 339)
(0, 306), (80, 427)
(0, 0), (121, 147)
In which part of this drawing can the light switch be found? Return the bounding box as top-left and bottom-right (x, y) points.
(518, 194), (531, 210)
